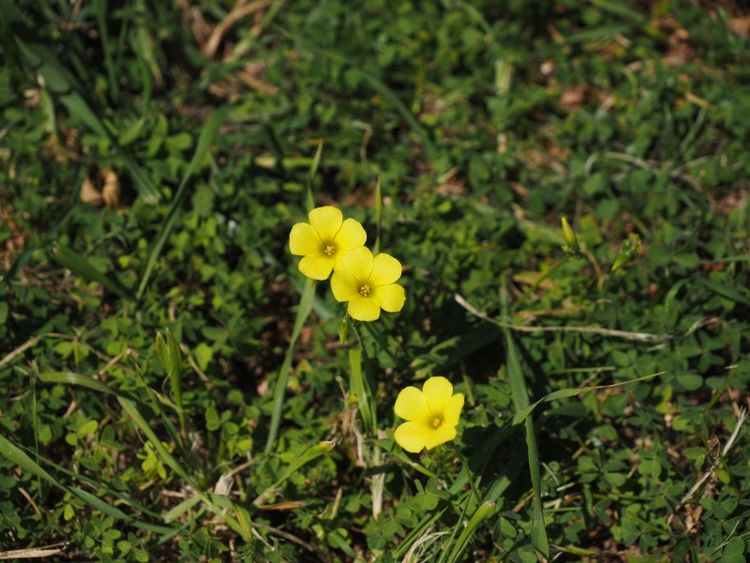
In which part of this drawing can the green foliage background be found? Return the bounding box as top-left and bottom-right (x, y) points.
(1, 0), (749, 560)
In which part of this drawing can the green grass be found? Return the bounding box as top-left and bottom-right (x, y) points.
(1, 0), (750, 560)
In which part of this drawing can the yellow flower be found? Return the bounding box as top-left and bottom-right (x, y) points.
(289, 206), (367, 280)
(330, 247), (406, 322)
(393, 376), (464, 453)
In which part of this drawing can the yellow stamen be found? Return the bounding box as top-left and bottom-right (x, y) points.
(359, 284), (371, 297)
(323, 244), (336, 256)
(432, 417), (443, 428)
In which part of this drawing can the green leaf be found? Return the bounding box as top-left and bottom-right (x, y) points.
(722, 537), (745, 562)
(193, 343), (213, 372)
(676, 373), (703, 391)
(118, 117), (145, 146)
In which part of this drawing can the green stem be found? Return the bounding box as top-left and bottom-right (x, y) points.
(373, 177), (382, 255)
(265, 278), (316, 454)
(347, 321), (383, 519)
(348, 322), (376, 432)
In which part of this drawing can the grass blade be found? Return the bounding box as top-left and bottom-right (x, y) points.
(156, 330), (185, 434)
(117, 396), (191, 483)
(0, 434), (178, 533)
(52, 243), (128, 299)
(115, 400), (246, 538)
(392, 506), (448, 559)
(512, 371), (664, 425)
(70, 486), (129, 520)
(136, 107), (230, 298)
(500, 278), (548, 556)
(446, 501), (496, 563)
(699, 278), (750, 307)
(38, 371), (116, 395)
(164, 494), (202, 523)
(0, 433), (57, 484)
(255, 440), (336, 505)
(265, 277), (316, 453)
(505, 332), (549, 557)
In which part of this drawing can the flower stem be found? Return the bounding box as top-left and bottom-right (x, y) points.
(347, 321), (376, 432)
(347, 320), (383, 518)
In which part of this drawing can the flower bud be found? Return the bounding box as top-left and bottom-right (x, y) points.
(561, 216), (578, 251)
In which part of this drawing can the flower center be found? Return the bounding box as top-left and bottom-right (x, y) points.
(359, 284), (371, 297)
(431, 417), (443, 429)
(322, 243), (336, 256)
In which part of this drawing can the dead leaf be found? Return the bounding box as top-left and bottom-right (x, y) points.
(436, 177), (465, 196)
(728, 16), (750, 37)
(101, 169), (121, 209)
(513, 271), (557, 291)
(80, 175), (103, 206)
(559, 85), (588, 111)
(255, 500), (305, 511)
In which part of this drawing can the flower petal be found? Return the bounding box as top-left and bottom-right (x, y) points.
(347, 296), (381, 321)
(289, 223), (322, 256)
(298, 254), (334, 280)
(335, 218), (366, 252)
(373, 283), (405, 313)
(338, 247), (374, 283)
(394, 386), (429, 422)
(422, 376), (453, 415)
(394, 421), (429, 453)
(370, 253), (402, 287)
(443, 393), (465, 427)
(308, 206), (343, 241)
(424, 424), (457, 450)
(330, 271), (359, 302)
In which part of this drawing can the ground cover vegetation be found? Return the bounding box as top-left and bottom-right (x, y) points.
(1, 0), (750, 560)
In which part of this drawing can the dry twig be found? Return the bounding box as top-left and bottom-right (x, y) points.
(203, 0), (274, 58)
(454, 293), (672, 342)
(0, 543), (67, 560)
